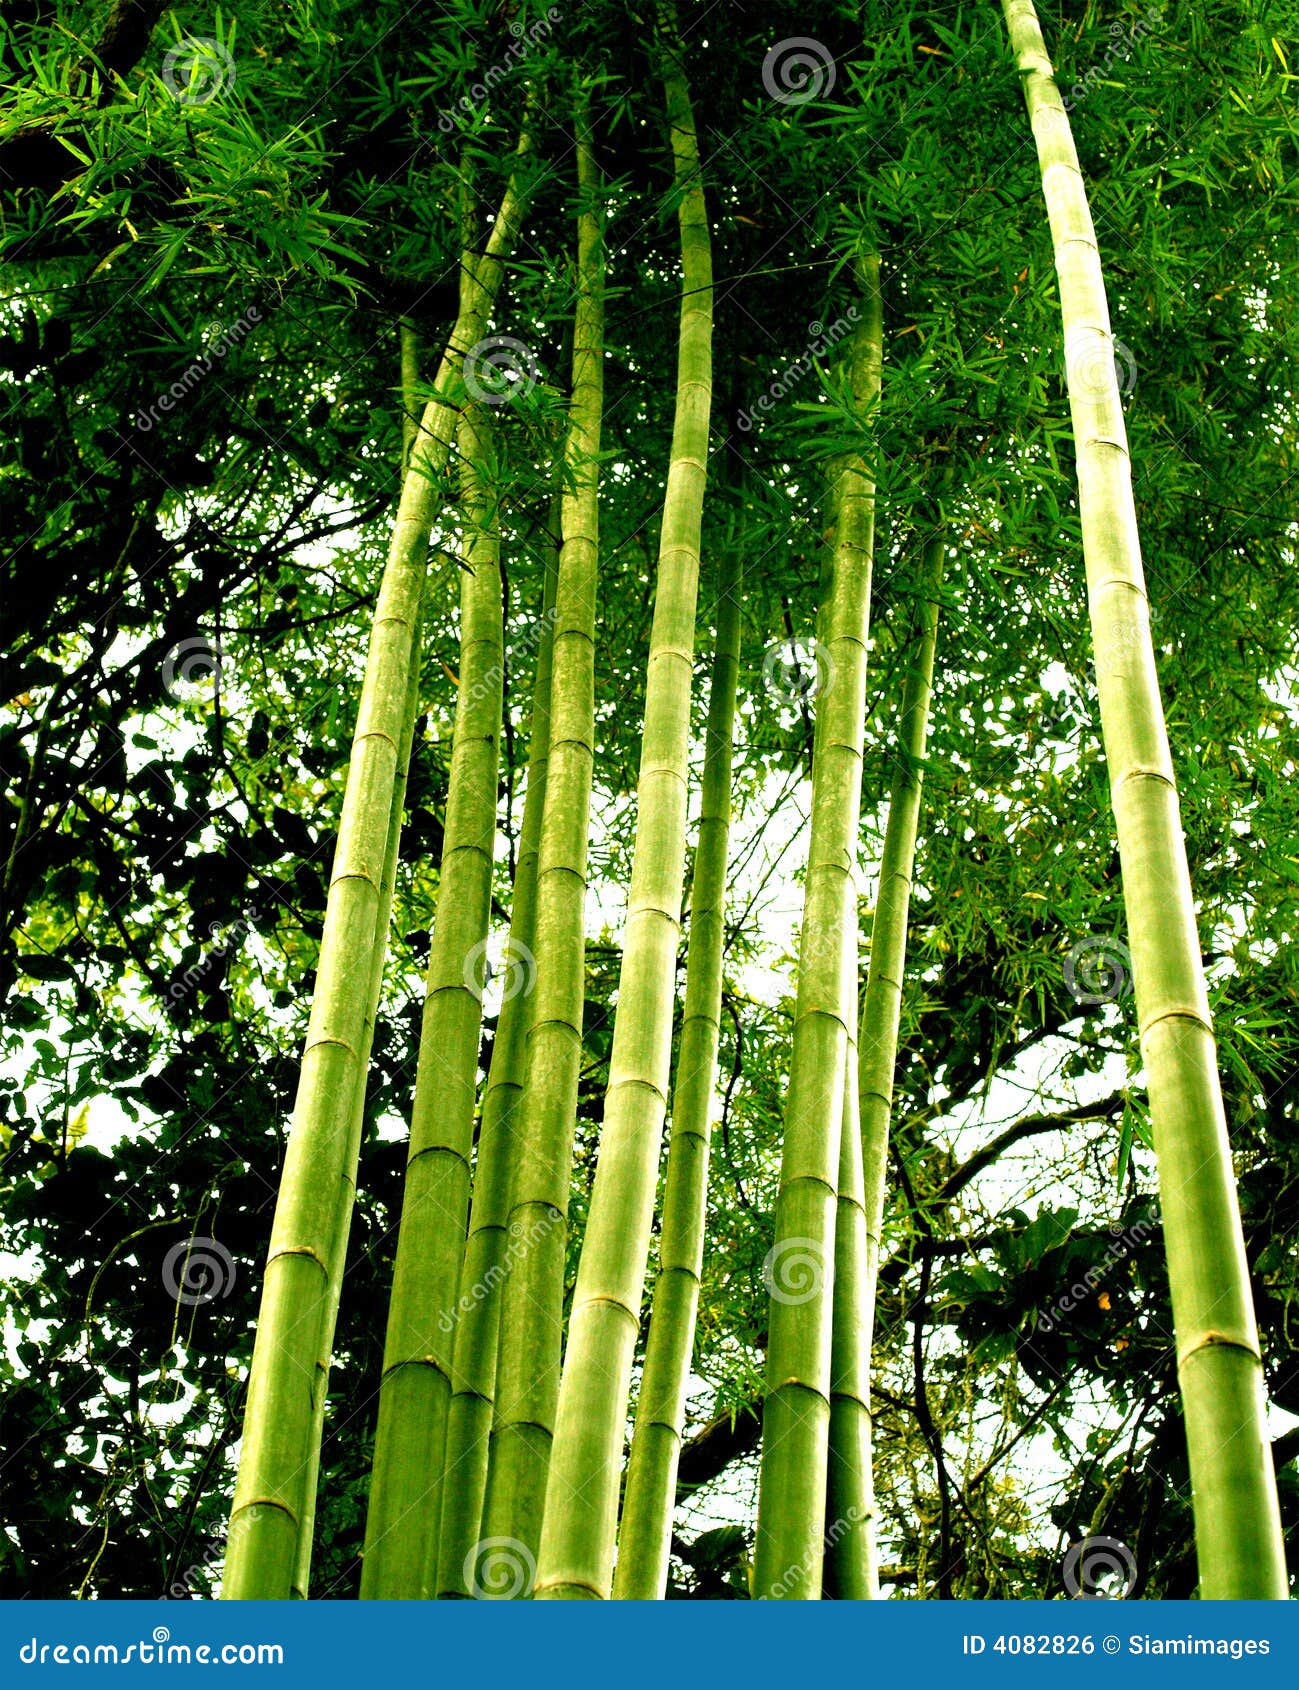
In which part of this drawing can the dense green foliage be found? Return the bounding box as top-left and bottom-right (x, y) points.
(1, 0), (1296, 1599)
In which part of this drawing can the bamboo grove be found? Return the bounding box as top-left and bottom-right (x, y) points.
(1, 0), (1297, 1602)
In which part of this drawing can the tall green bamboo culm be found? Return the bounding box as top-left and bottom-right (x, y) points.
(292, 651), (422, 1600)
(1002, 0), (1285, 1598)
(361, 400), (505, 1600)
(752, 256), (882, 1601)
(532, 6), (713, 1601)
(823, 959), (872, 1599)
(832, 529), (945, 1602)
(290, 333), (432, 1597)
(859, 532), (943, 1306)
(224, 135), (534, 1601)
(399, 318), (420, 471)
(434, 494), (561, 1598)
(479, 100), (606, 1578)
(613, 548), (741, 1599)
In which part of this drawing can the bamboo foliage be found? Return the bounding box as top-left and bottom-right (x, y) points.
(481, 99), (606, 1572)
(753, 255), (883, 1601)
(1001, 0), (1286, 1599)
(532, 3), (714, 1601)
(434, 496), (561, 1598)
(614, 549), (742, 1600)
(361, 399), (505, 1599)
(223, 131), (534, 1602)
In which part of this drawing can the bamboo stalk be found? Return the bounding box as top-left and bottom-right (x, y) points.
(532, 3), (713, 1601)
(290, 330), (432, 1597)
(1001, 0), (1285, 1599)
(434, 495), (561, 1598)
(291, 651), (421, 1600)
(831, 530), (945, 1601)
(361, 401), (505, 1599)
(753, 256), (882, 1601)
(224, 124), (535, 1603)
(479, 98), (606, 1578)
(400, 318), (420, 471)
(824, 955), (873, 1598)
(614, 548), (741, 1599)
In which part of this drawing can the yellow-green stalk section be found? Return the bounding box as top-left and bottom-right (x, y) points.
(824, 959), (873, 1599)
(362, 400), (505, 1599)
(533, 3), (713, 1600)
(614, 550), (741, 1598)
(480, 101), (606, 1578)
(290, 332), (431, 1595)
(753, 256), (882, 1600)
(1002, 0), (1285, 1599)
(837, 530), (944, 1600)
(434, 495), (560, 1598)
(224, 135), (533, 1601)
